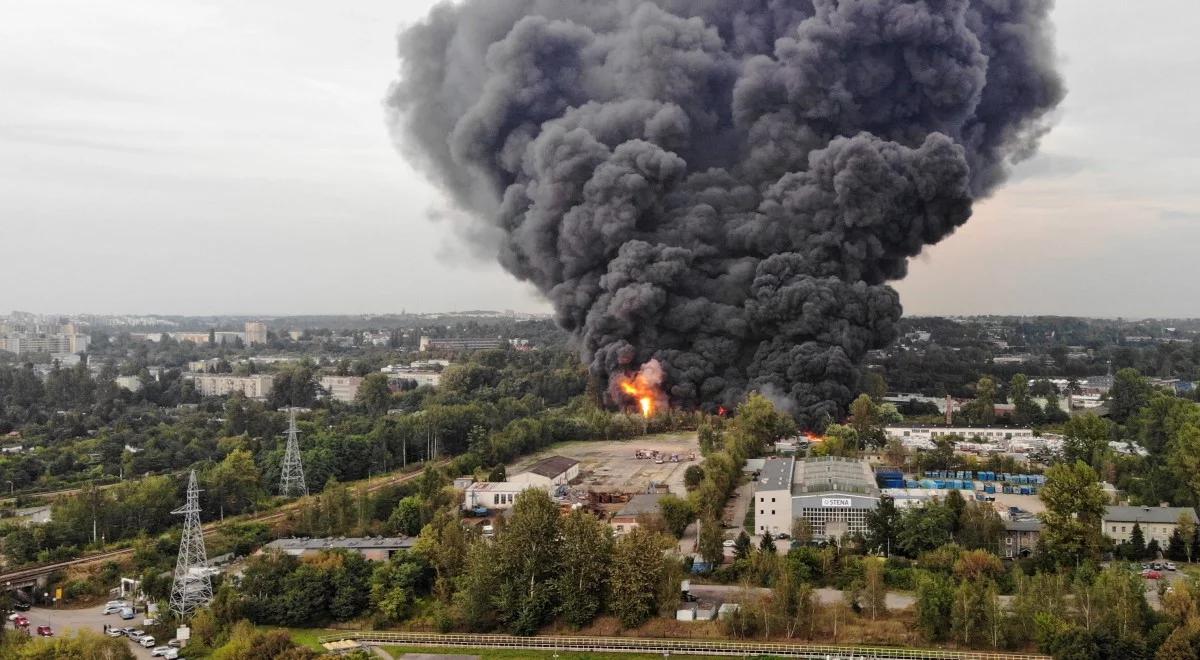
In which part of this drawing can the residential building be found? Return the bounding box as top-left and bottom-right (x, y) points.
(0, 326), (90, 355)
(884, 426), (1035, 449)
(1103, 505), (1200, 545)
(185, 373), (274, 399)
(753, 456), (880, 542)
(260, 537), (415, 561)
(508, 455), (580, 489)
(1003, 519), (1042, 559)
(418, 336), (505, 352)
(244, 321), (268, 345)
(319, 376), (364, 403)
(610, 493), (665, 534)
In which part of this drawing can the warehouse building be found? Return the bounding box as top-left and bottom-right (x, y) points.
(1104, 505), (1199, 545)
(753, 456), (880, 542)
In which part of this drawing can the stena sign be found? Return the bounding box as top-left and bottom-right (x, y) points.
(821, 497), (852, 508)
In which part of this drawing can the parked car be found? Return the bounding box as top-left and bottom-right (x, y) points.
(1167, 562), (1178, 571)
(120, 607), (135, 620)
(167, 639), (183, 648)
(722, 539), (735, 548)
(128, 630), (146, 642)
(151, 646), (175, 657)
(1142, 569), (1163, 579)
(11, 616), (29, 628)
(102, 604), (126, 615)
(106, 629), (124, 638)
(775, 532), (790, 540)
(35, 626), (52, 637)
(12, 602), (29, 612)
(139, 636), (157, 648)
(1152, 562), (1164, 571)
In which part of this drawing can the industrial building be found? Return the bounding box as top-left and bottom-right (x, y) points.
(418, 336), (505, 352)
(460, 455), (581, 512)
(885, 426), (1036, 447)
(753, 456), (880, 542)
(260, 537), (416, 561)
(508, 455), (580, 488)
(1104, 505), (1199, 545)
(609, 493), (665, 535)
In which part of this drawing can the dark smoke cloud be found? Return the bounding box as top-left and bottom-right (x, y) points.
(387, 0), (1064, 427)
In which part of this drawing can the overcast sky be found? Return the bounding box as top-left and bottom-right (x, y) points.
(2, 1), (1197, 318)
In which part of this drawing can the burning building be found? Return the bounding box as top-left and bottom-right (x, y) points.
(388, 0), (1064, 427)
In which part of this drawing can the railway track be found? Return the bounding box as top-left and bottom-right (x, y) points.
(0, 461), (447, 584)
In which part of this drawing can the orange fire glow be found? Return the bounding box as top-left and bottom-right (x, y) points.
(620, 380), (655, 418)
(804, 431), (824, 443)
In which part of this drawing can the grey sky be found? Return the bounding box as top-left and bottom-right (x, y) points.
(1, 1), (1197, 317)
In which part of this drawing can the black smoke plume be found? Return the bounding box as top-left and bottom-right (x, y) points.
(387, 0), (1064, 427)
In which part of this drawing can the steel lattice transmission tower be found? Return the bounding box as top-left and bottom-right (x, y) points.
(279, 408), (308, 497)
(170, 470), (212, 620)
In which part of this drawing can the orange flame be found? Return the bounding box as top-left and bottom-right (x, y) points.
(804, 431), (824, 443)
(619, 379), (656, 418)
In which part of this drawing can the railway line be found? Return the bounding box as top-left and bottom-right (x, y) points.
(0, 460), (446, 585)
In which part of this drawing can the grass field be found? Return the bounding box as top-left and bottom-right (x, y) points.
(383, 646), (778, 659)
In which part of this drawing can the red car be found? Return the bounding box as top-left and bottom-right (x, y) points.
(35, 625), (52, 637)
(1142, 569), (1163, 580)
(11, 616), (29, 629)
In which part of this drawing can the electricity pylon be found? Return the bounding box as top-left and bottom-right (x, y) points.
(169, 470), (212, 620)
(279, 408), (308, 497)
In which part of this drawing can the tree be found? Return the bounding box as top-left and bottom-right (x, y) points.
(204, 448), (261, 518)
(698, 515), (725, 567)
(862, 372), (888, 403)
(1010, 373), (1040, 426)
(1168, 529), (1188, 562)
(683, 465), (704, 490)
(556, 509), (612, 628)
(865, 495), (900, 555)
(608, 527), (668, 628)
(1039, 461), (1108, 564)
(733, 530), (752, 561)
(791, 517), (813, 546)
(1110, 368), (1152, 424)
(1061, 414), (1113, 470)
(1179, 513), (1198, 563)
(1130, 523), (1147, 560)
(848, 394), (885, 449)
(491, 488), (562, 635)
(860, 559), (887, 620)
(915, 572), (954, 642)
(759, 530), (777, 555)
(658, 494), (695, 539)
(389, 496), (426, 536)
(355, 373), (393, 415)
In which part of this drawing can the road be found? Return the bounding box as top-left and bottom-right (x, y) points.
(0, 460), (448, 586)
(13, 604), (155, 658)
(687, 583), (917, 610)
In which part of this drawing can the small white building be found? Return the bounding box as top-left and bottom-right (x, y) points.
(462, 481), (549, 511)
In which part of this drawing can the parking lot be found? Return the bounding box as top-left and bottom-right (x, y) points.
(11, 604), (163, 658)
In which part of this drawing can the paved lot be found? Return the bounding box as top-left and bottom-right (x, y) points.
(13, 604), (158, 658)
(512, 433), (700, 496)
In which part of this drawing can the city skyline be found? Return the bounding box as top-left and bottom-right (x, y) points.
(3, 0), (1198, 317)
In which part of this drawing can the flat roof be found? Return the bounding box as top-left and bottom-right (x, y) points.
(756, 457), (794, 492)
(465, 481), (530, 492)
(1005, 519), (1043, 532)
(793, 457), (879, 496)
(524, 455), (579, 479)
(263, 536), (416, 551)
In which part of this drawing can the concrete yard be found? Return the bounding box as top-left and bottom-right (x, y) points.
(511, 433), (701, 496)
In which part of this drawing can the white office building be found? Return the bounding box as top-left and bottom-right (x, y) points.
(753, 456), (880, 542)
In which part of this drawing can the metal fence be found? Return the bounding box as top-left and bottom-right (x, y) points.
(316, 631), (1050, 660)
